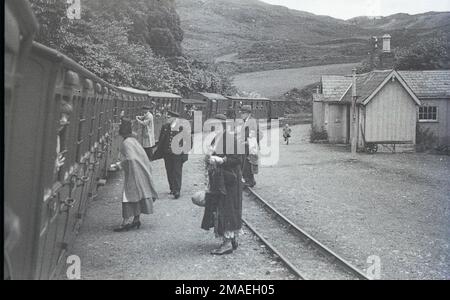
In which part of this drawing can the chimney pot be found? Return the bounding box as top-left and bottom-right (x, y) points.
(382, 34), (391, 53)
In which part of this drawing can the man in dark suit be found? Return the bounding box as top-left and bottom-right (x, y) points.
(153, 111), (188, 199)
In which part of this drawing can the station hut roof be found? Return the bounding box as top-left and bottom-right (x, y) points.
(320, 70), (421, 106)
(321, 75), (353, 102)
(340, 70), (394, 104)
(398, 70), (450, 99)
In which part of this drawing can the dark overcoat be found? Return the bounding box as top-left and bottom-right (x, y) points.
(201, 131), (244, 236)
(152, 120), (189, 162)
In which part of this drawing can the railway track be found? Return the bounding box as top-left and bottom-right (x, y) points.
(242, 187), (370, 280)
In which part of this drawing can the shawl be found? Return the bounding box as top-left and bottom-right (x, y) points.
(120, 137), (158, 203)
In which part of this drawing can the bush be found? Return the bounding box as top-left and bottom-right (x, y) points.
(435, 145), (450, 156)
(310, 126), (328, 143)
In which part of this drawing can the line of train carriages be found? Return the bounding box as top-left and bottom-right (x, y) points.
(4, 0), (285, 280)
(118, 88), (286, 132)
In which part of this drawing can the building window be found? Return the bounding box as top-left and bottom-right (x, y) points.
(419, 106), (438, 122)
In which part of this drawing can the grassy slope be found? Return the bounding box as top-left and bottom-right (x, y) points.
(177, 0), (368, 68)
(232, 62), (359, 98)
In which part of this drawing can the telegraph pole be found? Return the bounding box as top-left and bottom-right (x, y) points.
(351, 69), (358, 155)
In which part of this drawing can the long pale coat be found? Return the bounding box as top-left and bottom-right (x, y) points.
(137, 112), (156, 148)
(119, 137), (158, 205)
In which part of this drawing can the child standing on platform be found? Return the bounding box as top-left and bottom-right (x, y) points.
(283, 124), (292, 145)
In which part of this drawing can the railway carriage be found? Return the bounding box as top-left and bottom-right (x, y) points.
(147, 91), (182, 116)
(188, 91), (287, 122)
(5, 0), (40, 280)
(189, 92), (229, 119)
(269, 99), (286, 119)
(4, 1), (164, 278)
(147, 91), (182, 137)
(118, 87), (182, 139)
(180, 99), (208, 132)
(227, 96), (272, 120)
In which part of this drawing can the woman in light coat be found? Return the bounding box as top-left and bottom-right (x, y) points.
(112, 119), (158, 232)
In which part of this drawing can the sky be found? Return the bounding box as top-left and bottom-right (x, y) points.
(260, 0), (450, 20)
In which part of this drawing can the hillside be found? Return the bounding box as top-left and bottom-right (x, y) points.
(232, 62), (359, 98)
(348, 11), (450, 30)
(176, 0), (450, 73)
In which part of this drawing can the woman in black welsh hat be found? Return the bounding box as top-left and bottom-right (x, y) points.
(112, 118), (159, 232)
(202, 114), (244, 255)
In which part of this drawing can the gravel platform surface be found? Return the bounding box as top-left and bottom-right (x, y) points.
(64, 154), (295, 280)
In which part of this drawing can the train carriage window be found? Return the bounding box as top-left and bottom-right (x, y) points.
(88, 97), (97, 151)
(113, 98), (118, 123)
(98, 98), (104, 140)
(55, 97), (74, 182)
(131, 99), (134, 117)
(82, 96), (92, 157)
(75, 96), (86, 163)
(106, 98), (113, 132)
(136, 99), (139, 116)
(105, 97), (110, 135)
(120, 99), (125, 118)
(102, 97), (108, 136)
(67, 95), (78, 165)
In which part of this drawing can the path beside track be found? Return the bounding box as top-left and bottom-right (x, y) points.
(64, 153), (295, 280)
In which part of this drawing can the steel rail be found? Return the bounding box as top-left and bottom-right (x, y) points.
(245, 187), (370, 280)
(242, 218), (306, 280)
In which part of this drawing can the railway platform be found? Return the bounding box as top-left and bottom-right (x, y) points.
(62, 152), (295, 280)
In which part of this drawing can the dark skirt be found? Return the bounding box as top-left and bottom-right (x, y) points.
(122, 199), (152, 219)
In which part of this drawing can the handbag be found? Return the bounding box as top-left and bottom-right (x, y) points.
(192, 190), (206, 207)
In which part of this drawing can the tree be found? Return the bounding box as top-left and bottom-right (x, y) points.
(28, 0), (236, 96)
(29, 0), (68, 48)
(395, 36), (450, 70)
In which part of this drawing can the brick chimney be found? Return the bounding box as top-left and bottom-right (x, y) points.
(379, 34), (395, 70)
(382, 34), (391, 52)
